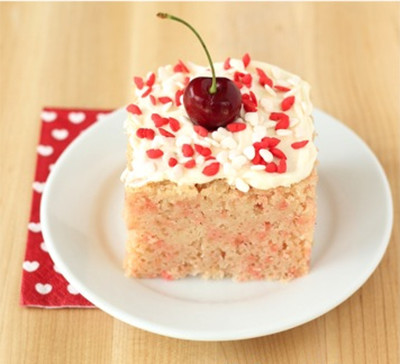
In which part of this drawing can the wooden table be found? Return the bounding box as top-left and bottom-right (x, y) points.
(1, 2), (399, 363)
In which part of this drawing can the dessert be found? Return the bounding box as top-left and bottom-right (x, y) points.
(121, 14), (317, 281)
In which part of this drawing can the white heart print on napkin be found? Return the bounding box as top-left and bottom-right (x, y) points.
(28, 222), (41, 233)
(23, 261), (40, 272)
(41, 111), (57, 122)
(32, 181), (45, 193)
(35, 283), (52, 295)
(68, 112), (86, 124)
(37, 145), (54, 157)
(51, 129), (69, 140)
(67, 284), (80, 295)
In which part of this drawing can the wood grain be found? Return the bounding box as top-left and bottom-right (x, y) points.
(0, 3), (399, 363)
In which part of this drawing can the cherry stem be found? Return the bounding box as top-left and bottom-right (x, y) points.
(157, 12), (217, 94)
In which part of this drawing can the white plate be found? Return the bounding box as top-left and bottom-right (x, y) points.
(41, 108), (393, 341)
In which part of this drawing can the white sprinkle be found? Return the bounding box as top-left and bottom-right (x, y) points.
(264, 84), (276, 96)
(203, 137), (219, 147)
(235, 178), (250, 193)
(243, 146), (256, 160)
(251, 165), (266, 171)
(216, 151), (229, 164)
(259, 149), (273, 163)
(221, 137), (237, 149)
(217, 127), (230, 136)
(211, 131), (225, 142)
(244, 112), (259, 126)
(232, 155), (247, 169)
(276, 129), (293, 136)
(171, 164), (184, 179)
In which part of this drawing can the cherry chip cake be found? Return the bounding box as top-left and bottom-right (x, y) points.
(121, 54), (318, 281)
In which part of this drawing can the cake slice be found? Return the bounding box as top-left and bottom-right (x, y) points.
(121, 55), (317, 281)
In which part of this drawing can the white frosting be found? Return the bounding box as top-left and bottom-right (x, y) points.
(122, 59), (317, 190)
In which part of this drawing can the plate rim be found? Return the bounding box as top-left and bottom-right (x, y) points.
(40, 107), (394, 341)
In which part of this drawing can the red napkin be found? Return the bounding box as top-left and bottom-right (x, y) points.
(21, 107), (113, 307)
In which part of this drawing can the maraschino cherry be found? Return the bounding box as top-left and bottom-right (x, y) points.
(157, 13), (242, 130)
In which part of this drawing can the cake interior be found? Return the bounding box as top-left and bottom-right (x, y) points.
(124, 168), (317, 281)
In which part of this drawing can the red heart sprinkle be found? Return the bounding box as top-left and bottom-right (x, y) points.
(182, 144), (194, 157)
(256, 68), (273, 88)
(141, 87), (152, 98)
(194, 144), (212, 156)
(126, 104), (142, 115)
(146, 149), (163, 159)
(168, 158), (178, 167)
(175, 89), (184, 106)
(277, 159), (287, 173)
(173, 60), (190, 73)
(291, 140), (309, 149)
(159, 128), (175, 138)
(136, 128), (155, 140)
(274, 85), (291, 92)
(193, 125), (208, 137)
(275, 119), (290, 130)
(281, 96), (295, 111)
(150, 95), (157, 106)
(151, 113), (169, 127)
(261, 137), (280, 148)
(169, 118), (181, 132)
(249, 91), (257, 105)
(202, 162), (220, 176)
(270, 148), (287, 160)
(227, 122), (247, 132)
(242, 94), (257, 112)
(158, 97), (173, 104)
(242, 53), (251, 68)
(265, 162), (278, 173)
(133, 77), (144, 90)
(224, 57), (231, 70)
(184, 159), (196, 168)
(241, 74), (252, 88)
(146, 73), (156, 87)
(269, 112), (290, 129)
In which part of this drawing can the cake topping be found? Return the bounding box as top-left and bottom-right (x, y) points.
(158, 13), (242, 130)
(122, 56), (317, 191)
